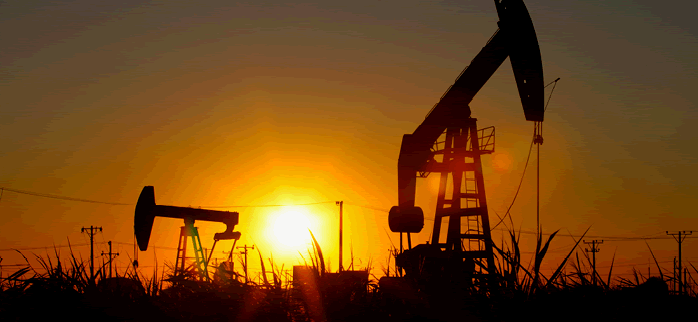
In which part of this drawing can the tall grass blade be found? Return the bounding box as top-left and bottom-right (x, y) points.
(14, 250), (37, 276)
(534, 229), (559, 283)
(545, 226), (590, 289)
(308, 229), (325, 275)
(689, 262), (698, 276)
(257, 246), (270, 286)
(298, 251), (309, 267)
(350, 243), (354, 271)
(644, 240), (663, 280)
(5, 266), (31, 281)
(607, 249), (616, 289)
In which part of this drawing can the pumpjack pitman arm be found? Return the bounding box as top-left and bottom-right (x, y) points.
(389, 0), (544, 233)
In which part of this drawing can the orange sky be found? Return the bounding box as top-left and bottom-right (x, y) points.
(2, 0), (698, 281)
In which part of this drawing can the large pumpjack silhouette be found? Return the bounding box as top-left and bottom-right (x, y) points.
(388, 0), (545, 288)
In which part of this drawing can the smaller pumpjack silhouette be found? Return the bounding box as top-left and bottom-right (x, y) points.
(134, 186), (241, 281)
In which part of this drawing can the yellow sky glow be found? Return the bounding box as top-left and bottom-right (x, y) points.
(2, 1), (698, 281)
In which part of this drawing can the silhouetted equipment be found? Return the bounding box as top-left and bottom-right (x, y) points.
(390, 0), (544, 286)
(583, 239), (603, 287)
(667, 231), (692, 295)
(293, 266), (369, 321)
(237, 244), (255, 283)
(336, 201), (344, 272)
(134, 186), (241, 280)
(81, 225), (102, 283)
(101, 241), (120, 279)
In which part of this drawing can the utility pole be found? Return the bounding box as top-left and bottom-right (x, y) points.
(237, 244), (254, 283)
(336, 201), (343, 272)
(583, 239), (603, 286)
(667, 231), (692, 295)
(101, 241), (119, 278)
(81, 225), (102, 283)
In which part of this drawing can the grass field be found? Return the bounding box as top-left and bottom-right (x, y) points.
(1, 229), (696, 321)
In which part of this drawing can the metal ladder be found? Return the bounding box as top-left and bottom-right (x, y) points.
(175, 223), (210, 281)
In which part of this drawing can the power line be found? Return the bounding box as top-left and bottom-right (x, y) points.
(1, 187), (132, 205)
(345, 203), (389, 213)
(112, 241), (178, 250)
(340, 202), (698, 241)
(500, 229), (682, 241)
(491, 137), (535, 231)
(0, 187), (335, 209)
(2, 185), (697, 244)
(0, 243), (91, 252)
(544, 77), (560, 112)
(201, 201), (335, 208)
(596, 260), (679, 269)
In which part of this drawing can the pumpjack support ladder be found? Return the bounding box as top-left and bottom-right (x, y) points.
(429, 122), (496, 283)
(175, 220), (210, 280)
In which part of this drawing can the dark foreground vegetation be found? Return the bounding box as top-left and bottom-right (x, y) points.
(2, 230), (696, 321)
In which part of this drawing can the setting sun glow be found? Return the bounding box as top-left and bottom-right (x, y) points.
(270, 208), (313, 252)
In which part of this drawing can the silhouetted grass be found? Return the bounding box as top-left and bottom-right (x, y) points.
(2, 227), (697, 321)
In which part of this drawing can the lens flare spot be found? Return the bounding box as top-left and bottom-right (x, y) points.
(492, 152), (513, 172)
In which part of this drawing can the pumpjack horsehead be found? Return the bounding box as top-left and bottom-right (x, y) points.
(388, 0), (545, 285)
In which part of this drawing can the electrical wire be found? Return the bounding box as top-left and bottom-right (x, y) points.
(0, 243), (90, 252)
(3, 185), (694, 245)
(491, 78), (558, 231)
(345, 203), (389, 213)
(1, 187), (132, 206)
(544, 78), (559, 112)
(544, 77), (560, 89)
(201, 201), (335, 209)
(490, 137), (535, 231)
(0, 187), (338, 209)
(113, 241), (178, 251)
(340, 202), (698, 241)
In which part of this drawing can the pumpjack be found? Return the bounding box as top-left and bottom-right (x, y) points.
(388, 0), (545, 287)
(134, 186), (242, 281)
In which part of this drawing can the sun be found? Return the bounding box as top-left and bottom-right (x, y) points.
(271, 208), (312, 250)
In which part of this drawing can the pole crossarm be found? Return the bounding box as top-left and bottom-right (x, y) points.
(583, 239), (603, 286)
(81, 225), (102, 283)
(667, 231), (692, 295)
(237, 244), (255, 283)
(101, 240), (120, 278)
